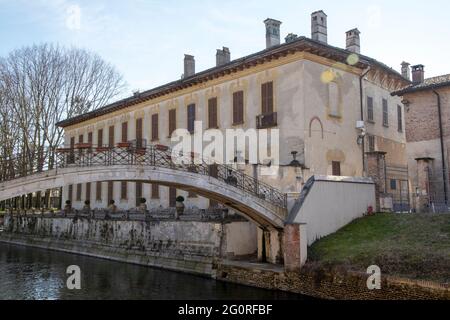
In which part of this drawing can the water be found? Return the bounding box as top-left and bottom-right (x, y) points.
(0, 243), (306, 300)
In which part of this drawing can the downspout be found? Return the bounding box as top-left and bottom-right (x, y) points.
(360, 66), (371, 176)
(433, 90), (448, 205)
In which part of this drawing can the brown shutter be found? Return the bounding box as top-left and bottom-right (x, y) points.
(151, 184), (160, 199)
(108, 126), (115, 148)
(208, 98), (218, 129)
(96, 182), (102, 201)
(121, 182), (127, 200)
(169, 109), (176, 137)
(86, 183), (91, 201)
(76, 184), (82, 201)
(136, 118), (143, 147)
(78, 135), (84, 144)
(107, 181), (114, 204)
(187, 104), (195, 133)
(152, 114), (159, 141)
(97, 129), (103, 147)
(88, 132), (93, 145)
(68, 185), (73, 203)
(121, 122), (128, 143)
(332, 161), (341, 176)
(169, 187), (177, 207)
(135, 182), (143, 207)
(233, 91), (244, 125)
(262, 82), (273, 114)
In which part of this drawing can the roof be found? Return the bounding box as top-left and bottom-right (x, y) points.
(392, 74), (450, 96)
(57, 36), (409, 128)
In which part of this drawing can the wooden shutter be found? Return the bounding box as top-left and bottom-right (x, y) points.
(97, 129), (103, 147)
(135, 182), (142, 207)
(151, 184), (159, 199)
(152, 114), (159, 141)
(121, 181), (127, 200)
(68, 185), (73, 203)
(86, 183), (91, 201)
(136, 118), (143, 147)
(397, 105), (403, 132)
(78, 135), (84, 144)
(208, 98), (218, 129)
(169, 109), (176, 137)
(367, 97), (374, 122)
(88, 132), (93, 145)
(121, 122), (128, 143)
(70, 137), (75, 149)
(76, 184), (82, 201)
(107, 181), (114, 204)
(383, 99), (389, 127)
(108, 126), (115, 148)
(261, 82), (274, 115)
(187, 104), (196, 133)
(96, 182), (102, 201)
(332, 161), (341, 176)
(169, 187), (177, 207)
(233, 91), (244, 125)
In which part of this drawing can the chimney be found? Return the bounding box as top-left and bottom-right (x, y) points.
(311, 10), (327, 44)
(285, 33), (298, 43)
(184, 54), (195, 78)
(264, 18), (282, 48)
(411, 65), (425, 84)
(216, 47), (231, 66)
(401, 62), (411, 80)
(346, 28), (361, 53)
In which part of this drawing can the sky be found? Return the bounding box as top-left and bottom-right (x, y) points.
(0, 0), (449, 95)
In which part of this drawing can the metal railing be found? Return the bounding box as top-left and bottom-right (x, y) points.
(0, 144), (288, 209)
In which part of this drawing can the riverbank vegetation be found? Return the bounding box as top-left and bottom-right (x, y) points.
(309, 213), (450, 284)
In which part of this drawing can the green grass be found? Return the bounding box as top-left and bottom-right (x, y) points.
(309, 213), (450, 283)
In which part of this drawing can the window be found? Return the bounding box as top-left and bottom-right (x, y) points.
(382, 99), (389, 127)
(76, 184), (82, 201)
(86, 183), (91, 201)
(121, 182), (127, 200)
(233, 91), (244, 125)
(151, 184), (159, 199)
(135, 182), (142, 207)
(169, 187), (177, 207)
(68, 185), (73, 203)
(368, 135), (375, 152)
(107, 181), (114, 204)
(108, 126), (115, 148)
(208, 98), (218, 129)
(121, 122), (128, 143)
(78, 135), (84, 144)
(390, 179), (397, 190)
(261, 82), (274, 115)
(88, 132), (93, 145)
(367, 97), (374, 122)
(169, 109), (176, 137)
(397, 105), (403, 132)
(151, 114), (159, 141)
(332, 161), (341, 176)
(96, 182), (102, 201)
(136, 118), (143, 148)
(187, 104), (196, 134)
(97, 129), (103, 147)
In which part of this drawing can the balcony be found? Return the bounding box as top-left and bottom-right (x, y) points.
(256, 112), (277, 129)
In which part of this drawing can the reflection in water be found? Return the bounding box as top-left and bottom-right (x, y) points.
(0, 243), (306, 300)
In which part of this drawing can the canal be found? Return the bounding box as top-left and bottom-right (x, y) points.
(0, 243), (306, 300)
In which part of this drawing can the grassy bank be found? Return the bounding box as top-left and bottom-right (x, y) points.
(309, 213), (450, 284)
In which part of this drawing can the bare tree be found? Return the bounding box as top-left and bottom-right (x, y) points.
(0, 43), (126, 209)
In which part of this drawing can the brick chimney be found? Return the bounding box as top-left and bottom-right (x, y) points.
(411, 65), (425, 84)
(401, 62), (411, 80)
(264, 18), (282, 48)
(216, 47), (230, 66)
(184, 54), (195, 78)
(346, 28), (360, 53)
(311, 10), (327, 44)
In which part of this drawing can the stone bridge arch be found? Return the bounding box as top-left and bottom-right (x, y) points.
(0, 165), (286, 229)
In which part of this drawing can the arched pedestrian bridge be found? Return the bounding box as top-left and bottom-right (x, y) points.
(0, 145), (288, 229)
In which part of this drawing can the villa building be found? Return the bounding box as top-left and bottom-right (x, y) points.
(57, 11), (410, 211)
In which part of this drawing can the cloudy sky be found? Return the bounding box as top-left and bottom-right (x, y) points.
(1, 0), (449, 94)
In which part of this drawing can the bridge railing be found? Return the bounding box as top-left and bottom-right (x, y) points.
(1, 145), (288, 209)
